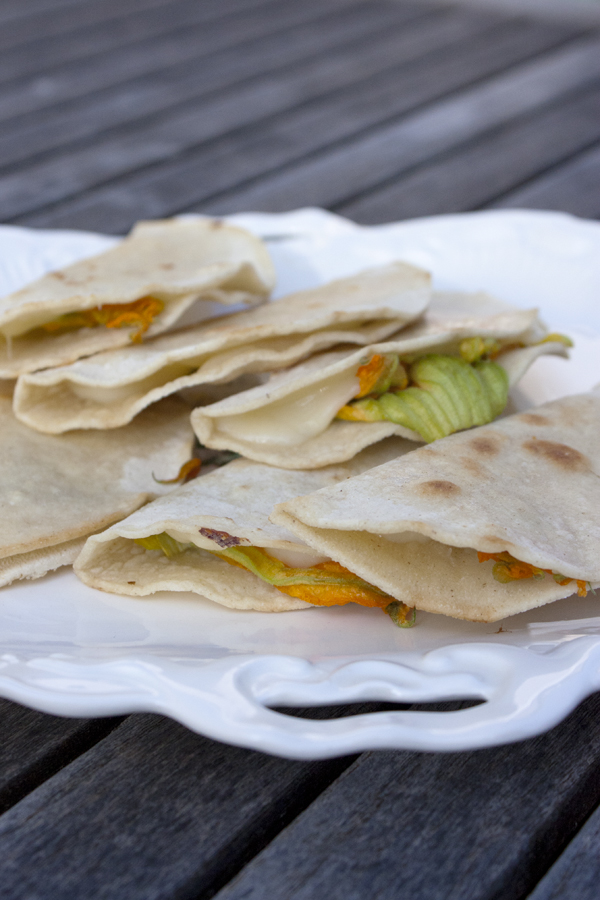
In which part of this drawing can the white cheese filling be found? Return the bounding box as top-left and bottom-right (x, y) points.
(216, 368), (360, 446)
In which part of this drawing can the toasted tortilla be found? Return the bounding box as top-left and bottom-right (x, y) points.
(191, 291), (567, 469)
(271, 391), (600, 622)
(0, 395), (194, 587)
(74, 438), (412, 610)
(14, 262), (431, 433)
(0, 218), (275, 378)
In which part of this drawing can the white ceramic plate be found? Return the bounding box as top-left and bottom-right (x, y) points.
(2, 208), (600, 760)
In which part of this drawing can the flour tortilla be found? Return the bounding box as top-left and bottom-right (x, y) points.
(271, 391), (600, 622)
(0, 395), (194, 587)
(192, 291), (567, 469)
(0, 218), (275, 377)
(74, 438), (412, 611)
(14, 262), (430, 433)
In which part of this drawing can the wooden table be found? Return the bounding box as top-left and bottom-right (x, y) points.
(1, 1), (600, 897)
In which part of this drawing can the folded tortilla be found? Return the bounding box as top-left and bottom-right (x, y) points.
(191, 291), (568, 469)
(0, 218), (275, 378)
(74, 438), (413, 611)
(271, 390), (600, 622)
(0, 395), (194, 588)
(14, 262), (431, 433)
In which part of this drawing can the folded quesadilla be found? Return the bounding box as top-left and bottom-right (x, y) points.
(191, 291), (569, 469)
(14, 262), (430, 433)
(74, 438), (414, 618)
(271, 390), (600, 622)
(0, 218), (275, 378)
(0, 395), (194, 588)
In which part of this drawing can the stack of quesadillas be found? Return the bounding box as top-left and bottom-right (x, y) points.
(0, 218), (275, 378)
(14, 262), (430, 432)
(3, 214), (587, 628)
(270, 390), (600, 622)
(0, 395), (193, 588)
(191, 291), (568, 468)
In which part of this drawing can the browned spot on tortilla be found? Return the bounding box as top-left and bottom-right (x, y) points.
(469, 435), (503, 455)
(482, 534), (510, 546)
(523, 439), (589, 471)
(198, 527), (241, 548)
(519, 413), (551, 426)
(159, 262), (174, 270)
(50, 271), (65, 280)
(210, 219), (224, 229)
(417, 480), (460, 496)
(460, 456), (486, 478)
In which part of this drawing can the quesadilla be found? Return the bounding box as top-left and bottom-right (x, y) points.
(0, 395), (194, 588)
(14, 262), (431, 433)
(0, 218), (275, 378)
(271, 390), (600, 622)
(191, 291), (570, 469)
(74, 438), (413, 619)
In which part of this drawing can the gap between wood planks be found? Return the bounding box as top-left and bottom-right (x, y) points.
(0, 701), (470, 900)
(0, 0), (282, 53)
(335, 78), (600, 222)
(0, 0), (436, 167)
(490, 138), (600, 217)
(0, 0), (373, 120)
(211, 693), (600, 900)
(0, 0), (294, 83)
(10, 17), (588, 230)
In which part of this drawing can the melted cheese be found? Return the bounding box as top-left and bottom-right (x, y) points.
(70, 361), (197, 404)
(266, 547), (330, 567)
(216, 368), (360, 446)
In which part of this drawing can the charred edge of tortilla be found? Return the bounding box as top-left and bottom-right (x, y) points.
(198, 527), (242, 548)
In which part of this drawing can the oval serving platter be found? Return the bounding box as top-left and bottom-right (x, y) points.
(1, 207), (600, 760)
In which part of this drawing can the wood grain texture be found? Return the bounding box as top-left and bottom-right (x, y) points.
(4, 6), (505, 225)
(339, 81), (600, 221)
(199, 33), (600, 218)
(212, 693), (600, 900)
(526, 801), (600, 900)
(0, 0), (281, 55)
(0, 711), (359, 900)
(0, 0), (367, 125)
(0, 0), (433, 170)
(491, 140), (600, 217)
(0, 0), (281, 83)
(0, 699), (122, 815)
(17, 17), (582, 231)
(0, 0), (200, 52)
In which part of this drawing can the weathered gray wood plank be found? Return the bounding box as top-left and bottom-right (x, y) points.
(212, 693), (600, 900)
(0, 711), (360, 900)
(0, 0), (434, 170)
(491, 141), (600, 218)
(2, 6), (512, 224)
(0, 0), (281, 82)
(339, 82), (600, 222)
(0, 0), (367, 124)
(198, 33), (600, 219)
(0, 0), (120, 27)
(0, 699), (122, 815)
(526, 800), (600, 900)
(0, 0), (203, 52)
(17, 17), (583, 232)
